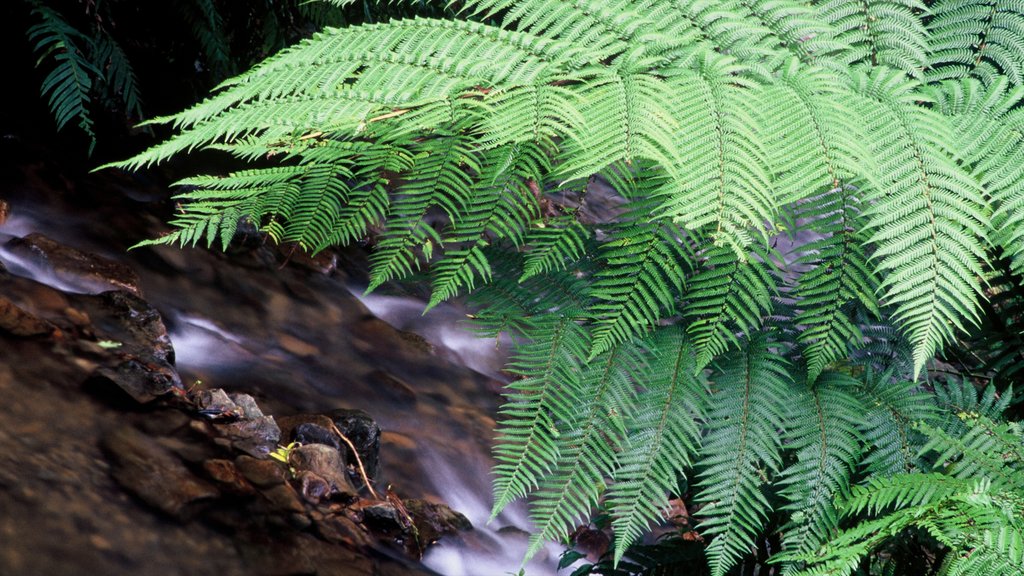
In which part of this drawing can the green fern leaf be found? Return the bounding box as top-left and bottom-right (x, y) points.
(854, 66), (989, 378)
(778, 372), (865, 560)
(607, 327), (708, 564)
(491, 316), (590, 517)
(685, 244), (777, 369)
(26, 0), (100, 149)
(925, 0), (1024, 87)
(696, 335), (790, 576)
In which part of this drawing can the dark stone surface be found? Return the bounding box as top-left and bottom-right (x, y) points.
(0, 295), (53, 336)
(216, 415), (281, 458)
(329, 409), (381, 481)
(234, 455), (287, 488)
(290, 444), (357, 502)
(6, 233), (142, 295)
(102, 426), (220, 520)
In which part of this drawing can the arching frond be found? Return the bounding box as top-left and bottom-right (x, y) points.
(607, 327), (708, 564)
(778, 372), (865, 560)
(925, 0), (1024, 87)
(684, 244), (777, 369)
(817, 0), (929, 75)
(696, 335), (790, 576)
(854, 67), (989, 378)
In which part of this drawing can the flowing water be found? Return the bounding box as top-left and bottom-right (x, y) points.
(0, 162), (567, 575)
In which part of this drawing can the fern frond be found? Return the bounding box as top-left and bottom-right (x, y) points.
(696, 335), (790, 576)
(789, 186), (880, 382)
(91, 30), (144, 121)
(854, 370), (936, 475)
(26, 0), (100, 149)
(588, 205), (691, 358)
(491, 315), (590, 517)
(929, 78), (1024, 275)
(778, 372), (865, 561)
(925, 0), (1024, 87)
(684, 244), (777, 369)
(817, 0), (929, 75)
(854, 66), (989, 378)
(519, 216), (589, 281)
(525, 340), (645, 559)
(757, 60), (876, 205)
(657, 51), (775, 255)
(607, 327), (708, 564)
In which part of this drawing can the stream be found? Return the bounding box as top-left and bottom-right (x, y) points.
(0, 155), (565, 575)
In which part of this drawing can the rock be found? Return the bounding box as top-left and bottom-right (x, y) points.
(229, 393), (264, 419)
(0, 199), (9, 226)
(290, 444), (357, 503)
(6, 233), (142, 295)
(202, 459), (257, 496)
(102, 426), (219, 520)
(366, 369), (417, 406)
(194, 389), (242, 419)
(260, 484), (305, 514)
(329, 409), (381, 481)
(404, 499), (473, 543)
(293, 422), (342, 452)
(277, 413), (335, 441)
(0, 296), (54, 337)
(278, 333), (319, 357)
(91, 355), (183, 404)
(96, 291), (174, 363)
(315, 513), (375, 549)
(217, 416), (281, 458)
(234, 455), (287, 488)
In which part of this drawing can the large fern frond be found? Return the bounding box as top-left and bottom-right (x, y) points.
(607, 327), (708, 564)
(925, 0), (1024, 87)
(696, 335), (790, 576)
(789, 186), (880, 382)
(777, 372), (865, 562)
(491, 316), (591, 516)
(854, 66), (989, 377)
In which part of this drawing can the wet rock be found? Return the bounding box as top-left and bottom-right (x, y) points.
(202, 459), (257, 496)
(91, 355), (183, 404)
(6, 233), (142, 295)
(404, 499), (473, 543)
(316, 513), (375, 549)
(0, 296), (54, 337)
(135, 408), (191, 436)
(366, 369), (417, 406)
(96, 291), (174, 363)
(278, 333), (319, 357)
(195, 388), (242, 419)
(217, 416), (281, 458)
(234, 455), (287, 488)
(329, 409), (381, 481)
(277, 413), (335, 442)
(103, 426), (219, 520)
(229, 393), (264, 419)
(261, 484), (305, 514)
(0, 198), (9, 225)
(293, 422), (342, 452)
(290, 444), (357, 503)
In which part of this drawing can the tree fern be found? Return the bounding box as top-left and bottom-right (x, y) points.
(103, 0), (1024, 571)
(777, 372), (864, 563)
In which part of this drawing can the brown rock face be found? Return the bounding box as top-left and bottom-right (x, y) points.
(6, 233), (142, 295)
(102, 426), (220, 520)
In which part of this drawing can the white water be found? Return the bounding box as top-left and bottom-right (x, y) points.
(166, 313), (255, 369)
(353, 290), (567, 576)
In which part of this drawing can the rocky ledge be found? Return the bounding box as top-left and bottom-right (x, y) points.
(0, 231), (469, 576)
